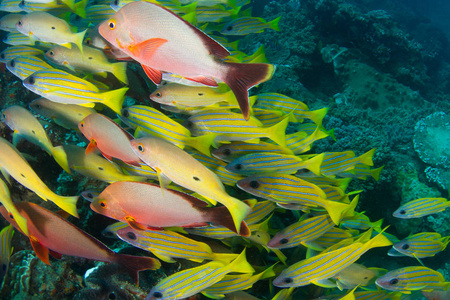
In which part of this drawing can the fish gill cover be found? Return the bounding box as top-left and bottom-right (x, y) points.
(0, 0), (449, 299)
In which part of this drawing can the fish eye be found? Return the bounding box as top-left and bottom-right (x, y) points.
(249, 180), (259, 189)
(10, 60), (15, 67)
(234, 163), (242, 170)
(99, 200), (107, 208)
(280, 238), (289, 244)
(401, 244), (410, 250)
(108, 19), (116, 30)
(114, 0), (118, 5)
(0, 53), (4, 59)
(283, 277), (293, 284)
(222, 148), (231, 156)
(126, 232), (136, 240)
(48, 50), (54, 56)
(79, 121), (84, 128)
(85, 38), (91, 45)
(198, 93), (204, 96)
(399, 210), (406, 215)
(122, 109), (129, 118)
(8, 213), (13, 219)
(389, 278), (399, 285)
(227, 25), (233, 31)
(28, 76), (35, 85)
(51, 26), (55, 30)
(185, 121), (193, 128)
(35, 104), (40, 109)
(137, 144), (144, 152)
(154, 92), (162, 97)
(153, 292), (163, 298)
(17, 20), (22, 26)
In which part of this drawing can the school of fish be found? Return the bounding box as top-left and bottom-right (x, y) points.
(0, 0), (449, 299)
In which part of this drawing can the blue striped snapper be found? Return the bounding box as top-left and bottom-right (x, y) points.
(0, 0), (23, 12)
(110, 0), (196, 15)
(1, 105), (70, 173)
(352, 290), (402, 300)
(0, 225), (14, 279)
(251, 93), (329, 125)
(115, 226), (239, 263)
(0, 13), (24, 32)
(220, 16), (281, 35)
(85, 4), (115, 23)
(319, 185), (347, 202)
(268, 215), (334, 249)
(393, 197), (450, 219)
(340, 164), (384, 181)
(304, 227), (354, 250)
(242, 200), (275, 225)
(202, 265), (276, 299)
(253, 107), (298, 127)
(212, 141), (294, 163)
(186, 149), (244, 186)
(226, 152), (324, 176)
(237, 175), (358, 225)
(121, 105), (216, 156)
(224, 45), (268, 64)
(196, 5), (240, 23)
(3, 31), (34, 45)
(19, 0), (87, 19)
(272, 287), (296, 300)
(22, 69), (128, 115)
(6, 55), (51, 80)
(273, 229), (392, 288)
(300, 176), (352, 190)
(145, 249), (254, 300)
(0, 178), (28, 235)
(283, 127), (331, 154)
(186, 110), (288, 147)
(390, 232), (450, 259)
(29, 98), (96, 131)
(375, 266), (450, 293)
(0, 45), (43, 63)
(340, 213), (383, 231)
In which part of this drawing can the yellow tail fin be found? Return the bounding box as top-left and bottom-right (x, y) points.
(74, 29), (87, 56)
(51, 145), (71, 174)
(112, 61), (128, 85)
(52, 195), (79, 218)
(267, 116), (288, 147)
(223, 196), (252, 234)
(101, 87), (129, 115)
(227, 248), (254, 274)
(185, 133), (217, 157)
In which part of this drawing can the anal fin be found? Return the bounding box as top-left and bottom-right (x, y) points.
(30, 236), (50, 265)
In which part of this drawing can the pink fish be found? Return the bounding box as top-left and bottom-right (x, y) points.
(98, 2), (275, 119)
(90, 181), (250, 237)
(78, 113), (141, 166)
(0, 202), (161, 284)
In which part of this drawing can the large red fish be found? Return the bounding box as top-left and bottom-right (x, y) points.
(0, 202), (160, 284)
(90, 181), (250, 237)
(98, 2), (275, 119)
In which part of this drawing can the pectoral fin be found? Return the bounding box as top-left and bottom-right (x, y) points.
(129, 38), (167, 59)
(125, 216), (147, 231)
(30, 235), (50, 265)
(142, 64), (163, 84)
(85, 140), (98, 155)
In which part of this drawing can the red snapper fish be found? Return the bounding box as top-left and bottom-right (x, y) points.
(98, 2), (275, 119)
(0, 202), (160, 284)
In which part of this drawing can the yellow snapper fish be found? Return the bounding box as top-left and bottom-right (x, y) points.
(212, 141), (294, 163)
(149, 82), (237, 107)
(0, 13), (24, 32)
(332, 263), (379, 290)
(0, 0), (23, 12)
(19, 0), (86, 17)
(145, 249), (254, 300)
(120, 105), (216, 157)
(44, 44), (128, 84)
(115, 226), (239, 263)
(273, 229), (392, 288)
(392, 197), (450, 219)
(22, 69), (128, 115)
(0, 137), (78, 217)
(0, 225), (14, 280)
(64, 145), (146, 183)
(201, 265), (276, 299)
(1, 105), (70, 173)
(29, 98), (96, 131)
(130, 136), (252, 234)
(186, 110), (288, 147)
(15, 12), (87, 53)
(0, 178), (28, 235)
(0, 45), (44, 63)
(220, 16), (281, 35)
(196, 5), (241, 23)
(6, 55), (52, 80)
(352, 290), (402, 300)
(3, 31), (34, 45)
(375, 266), (450, 293)
(389, 232), (450, 259)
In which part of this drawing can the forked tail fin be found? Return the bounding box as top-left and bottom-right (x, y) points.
(224, 62), (275, 120)
(115, 253), (161, 285)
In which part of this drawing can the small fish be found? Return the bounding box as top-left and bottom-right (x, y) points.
(353, 290), (402, 300)
(3, 31), (34, 45)
(44, 44), (128, 84)
(121, 105), (216, 157)
(0, 178), (28, 235)
(20, 0), (85, 16)
(333, 263), (379, 290)
(130, 136), (252, 234)
(186, 110), (288, 147)
(268, 215), (334, 249)
(375, 266), (450, 293)
(306, 227), (353, 250)
(90, 181), (250, 236)
(1, 105), (70, 173)
(212, 141), (294, 162)
(0, 202), (160, 284)
(145, 249), (254, 300)
(0, 225), (14, 280)
(0, 137), (78, 217)
(0, 13), (24, 31)
(22, 69), (128, 115)
(390, 232), (450, 259)
(340, 164), (384, 181)
(282, 127), (331, 154)
(0, 0), (23, 12)
(15, 12), (86, 52)
(79, 113), (141, 166)
(116, 226), (239, 263)
(64, 145), (146, 183)
(220, 16), (281, 35)
(6, 55), (52, 79)
(0, 45), (43, 62)
(423, 289), (450, 300)
(29, 97), (96, 131)
(201, 265), (276, 299)
(273, 229), (392, 288)
(340, 213), (383, 231)
(225, 152), (324, 176)
(241, 200), (275, 225)
(196, 5), (240, 23)
(99, 1), (275, 119)
(237, 174), (357, 225)
(393, 197), (450, 219)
